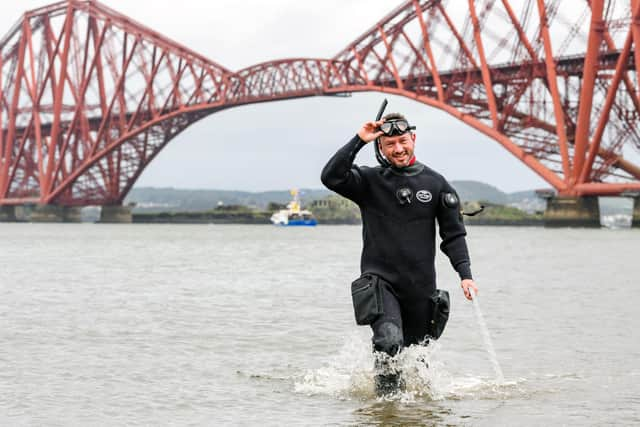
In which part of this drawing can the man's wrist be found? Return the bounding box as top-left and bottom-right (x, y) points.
(456, 261), (473, 281)
(353, 134), (367, 149)
(355, 132), (373, 144)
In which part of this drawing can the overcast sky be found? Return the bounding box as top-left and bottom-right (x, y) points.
(0, 0), (550, 193)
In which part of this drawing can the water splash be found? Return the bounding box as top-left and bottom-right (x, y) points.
(293, 331), (518, 402)
(469, 290), (505, 383)
(293, 331), (376, 399)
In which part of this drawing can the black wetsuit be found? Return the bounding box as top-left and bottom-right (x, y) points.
(321, 135), (472, 353)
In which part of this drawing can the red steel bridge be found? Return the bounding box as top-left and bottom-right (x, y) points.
(1, 0), (640, 208)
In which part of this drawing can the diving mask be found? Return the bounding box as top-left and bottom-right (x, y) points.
(379, 119), (416, 136)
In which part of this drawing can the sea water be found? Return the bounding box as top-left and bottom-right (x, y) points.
(1, 224), (639, 425)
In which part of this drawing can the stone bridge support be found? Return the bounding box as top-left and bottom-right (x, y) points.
(29, 205), (82, 222)
(543, 196), (601, 228)
(632, 197), (640, 228)
(99, 205), (132, 223)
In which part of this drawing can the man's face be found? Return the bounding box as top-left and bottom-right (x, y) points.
(379, 132), (416, 168)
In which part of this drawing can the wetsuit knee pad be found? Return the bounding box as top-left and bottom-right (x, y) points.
(372, 321), (404, 356)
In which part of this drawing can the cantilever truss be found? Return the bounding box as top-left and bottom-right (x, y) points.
(1, 0), (640, 206)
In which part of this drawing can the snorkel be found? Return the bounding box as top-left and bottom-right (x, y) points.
(374, 98), (390, 167)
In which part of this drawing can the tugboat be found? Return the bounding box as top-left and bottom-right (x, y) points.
(270, 189), (318, 226)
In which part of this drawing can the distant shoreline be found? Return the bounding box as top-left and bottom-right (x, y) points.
(133, 211), (271, 224)
(132, 211), (543, 226)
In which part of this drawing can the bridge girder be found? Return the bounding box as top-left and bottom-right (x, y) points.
(2, 0), (640, 206)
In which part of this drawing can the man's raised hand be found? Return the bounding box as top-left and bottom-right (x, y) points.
(357, 120), (385, 143)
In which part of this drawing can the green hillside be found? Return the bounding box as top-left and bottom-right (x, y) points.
(449, 180), (509, 204)
(125, 181), (631, 215)
(126, 180), (515, 212)
(126, 187), (330, 212)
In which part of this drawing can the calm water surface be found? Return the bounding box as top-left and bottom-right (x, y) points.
(1, 224), (639, 426)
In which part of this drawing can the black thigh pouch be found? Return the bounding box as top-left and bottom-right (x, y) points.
(427, 289), (450, 339)
(350, 274), (384, 325)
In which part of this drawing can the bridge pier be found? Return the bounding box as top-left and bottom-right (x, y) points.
(30, 205), (82, 223)
(99, 205), (132, 223)
(632, 197), (640, 228)
(543, 196), (601, 228)
(0, 205), (18, 221)
(62, 206), (83, 223)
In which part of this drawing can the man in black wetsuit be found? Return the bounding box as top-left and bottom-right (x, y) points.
(321, 112), (478, 394)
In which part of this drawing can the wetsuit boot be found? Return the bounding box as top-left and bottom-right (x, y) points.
(374, 355), (404, 396)
(370, 284), (405, 396)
